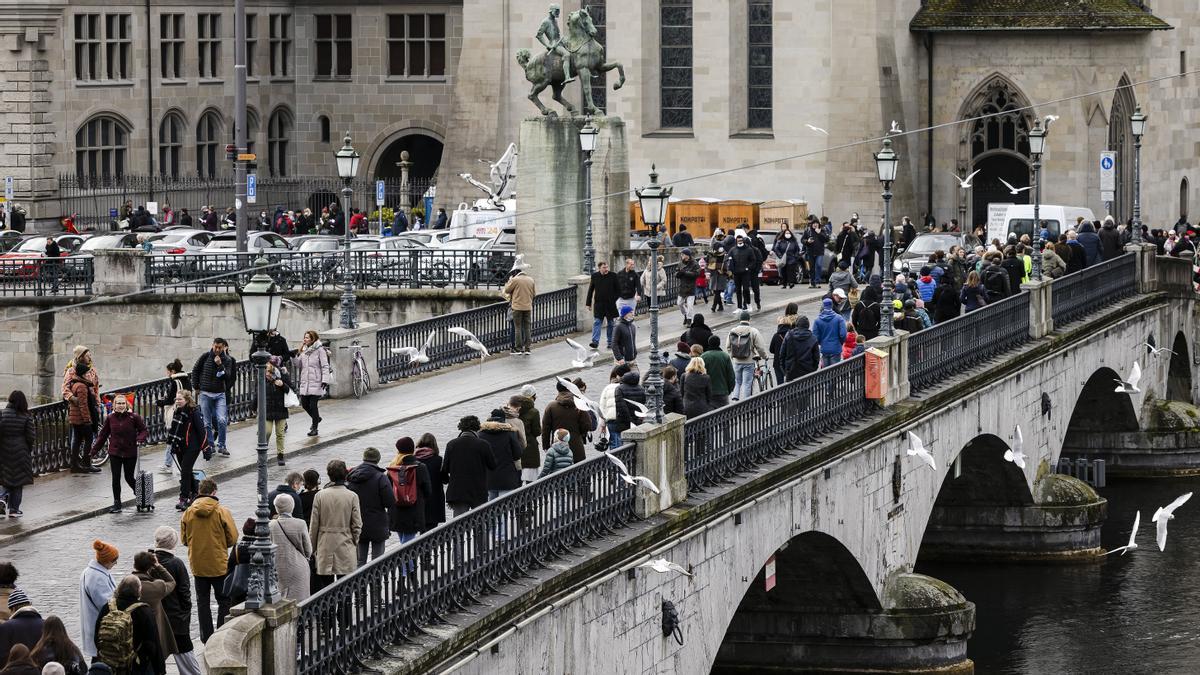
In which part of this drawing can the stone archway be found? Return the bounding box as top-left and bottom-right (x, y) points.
(1167, 332), (1193, 403)
(1066, 366), (1141, 434)
(374, 132), (444, 182)
(956, 74), (1035, 231)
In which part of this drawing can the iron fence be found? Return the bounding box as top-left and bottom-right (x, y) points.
(144, 249), (515, 293)
(683, 354), (869, 490)
(908, 291), (1031, 392)
(58, 174), (436, 231)
(27, 360), (256, 476)
(296, 443), (638, 675)
(1050, 252), (1137, 326)
(0, 257), (94, 296)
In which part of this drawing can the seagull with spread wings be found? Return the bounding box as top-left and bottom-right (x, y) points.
(448, 326), (489, 373)
(390, 330), (436, 366)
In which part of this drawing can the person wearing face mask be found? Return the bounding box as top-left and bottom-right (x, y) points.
(728, 234), (759, 312)
(772, 227), (801, 289)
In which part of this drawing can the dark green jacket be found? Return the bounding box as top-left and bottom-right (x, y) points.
(700, 349), (735, 397)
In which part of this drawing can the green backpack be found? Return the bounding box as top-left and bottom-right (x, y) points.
(96, 598), (145, 670)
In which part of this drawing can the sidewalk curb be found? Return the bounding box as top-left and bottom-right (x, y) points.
(0, 288), (822, 546)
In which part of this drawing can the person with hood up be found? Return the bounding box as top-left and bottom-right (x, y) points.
(412, 433), (446, 533)
(700, 335), (735, 407)
(675, 248), (702, 325)
(769, 304), (799, 385)
(538, 429), (576, 478)
(1098, 216), (1123, 260)
(613, 372), (647, 438)
(612, 305), (638, 366)
(541, 382), (593, 463)
(827, 259), (858, 297)
(931, 275), (961, 323)
(681, 313), (713, 349)
(386, 437), (432, 547)
(0, 391), (34, 519)
(511, 386), (542, 484)
(914, 266), (937, 302)
(346, 447), (396, 566)
(179, 479), (237, 642)
(726, 310), (769, 402)
(812, 298), (848, 367)
(669, 341), (692, 375)
(308, 460), (362, 577)
(852, 275), (883, 341)
(779, 316), (820, 382)
(840, 330), (860, 360)
(479, 409), (523, 506)
(1076, 221), (1102, 266)
(442, 416), (497, 516)
(680, 358), (713, 418)
(1041, 245), (1067, 279)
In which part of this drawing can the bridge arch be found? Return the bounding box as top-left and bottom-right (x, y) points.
(1167, 331), (1193, 403)
(1067, 366), (1141, 433)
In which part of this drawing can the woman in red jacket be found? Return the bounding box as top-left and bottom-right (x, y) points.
(91, 394), (149, 513)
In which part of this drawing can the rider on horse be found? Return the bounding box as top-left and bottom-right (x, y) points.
(537, 4), (576, 84)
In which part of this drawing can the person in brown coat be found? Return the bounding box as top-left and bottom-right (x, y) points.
(540, 381), (594, 463)
(179, 478), (238, 643)
(131, 550), (178, 669)
(309, 459), (362, 577)
(513, 386), (542, 484)
(502, 269), (536, 354)
(65, 363), (97, 474)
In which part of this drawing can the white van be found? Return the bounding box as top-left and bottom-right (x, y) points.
(994, 204), (1096, 244)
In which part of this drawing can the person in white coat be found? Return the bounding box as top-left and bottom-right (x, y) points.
(269, 493), (313, 601)
(78, 539), (118, 658)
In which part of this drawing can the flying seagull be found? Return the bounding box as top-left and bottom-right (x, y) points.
(1152, 492), (1192, 551)
(1044, 114), (1060, 126)
(1114, 361), (1142, 394)
(889, 120), (903, 134)
(907, 431), (936, 471)
(565, 337), (600, 369)
(1141, 342), (1175, 358)
(1104, 510), (1141, 556)
(999, 178), (1034, 195)
(448, 326), (489, 372)
(557, 375), (606, 420)
(805, 124), (828, 136)
(952, 170), (982, 189)
(391, 330), (437, 365)
(638, 558), (692, 577)
(603, 449), (661, 494)
(1004, 425), (1027, 470)
(627, 399), (651, 420)
(280, 298), (307, 312)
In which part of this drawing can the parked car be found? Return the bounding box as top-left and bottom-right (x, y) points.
(144, 229), (215, 254)
(0, 234), (85, 280)
(0, 231), (25, 253)
(893, 232), (982, 274)
(202, 231), (292, 253)
(278, 236), (381, 290)
(392, 231), (450, 248)
(78, 232), (141, 253)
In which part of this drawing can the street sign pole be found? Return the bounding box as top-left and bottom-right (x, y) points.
(247, 174), (257, 205)
(376, 179), (385, 234)
(1100, 151), (1116, 212)
(3, 176), (12, 228)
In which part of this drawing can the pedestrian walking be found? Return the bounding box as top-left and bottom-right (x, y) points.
(78, 541), (117, 660)
(262, 358), (293, 466)
(386, 437), (432, 547)
(153, 360), (191, 475)
(538, 429), (575, 478)
(93, 575), (161, 675)
(675, 249), (702, 325)
(700, 336), (735, 407)
(309, 460), (362, 578)
(0, 392), (35, 518)
(779, 316), (821, 382)
(585, 262), (619, 350)
(706, 250), (728, 312)
(190, 338), (236, 457)
(65, 364), (98, 475)
(728, 235), (758, 311)
(41, 237), (62, 296)
(813, 298), (848, 367)
(91, 395), (148, 514)
(614, 258), (643, 317)
(611, 305), (638, 366)
(726, 310), (769, 401)
(0, 589), (42, 664)
(502, 268), (536, 355)
(802, 220), (828, 287)
(268, 494), (312, 602)
(680, 358), (713, 418)
(541, 383), (593, 463)
(267, 472), (304, 519)
(511, 387), (542, 484)
(166, 391), (207, 511)
(346, 448), (395, 566)
(179, 479), (237, 643)
(149, 527), (199, 675)
(409, 434), (445, 533)
(681, 314), (713, 350)
(641, 256), (667, 307)
(298, 470), (320, 525)
(30, 615), (86, 675)
(130, 552), (175, 675)
(441, 417), (496, 517)
(772, 228), (801, 288)
(295, 331), (331, 437)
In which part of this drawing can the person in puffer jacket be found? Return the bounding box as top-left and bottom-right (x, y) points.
(811, 299), (848, 367)
(538, 429), (576, 478)
(914, 266), (937, 302)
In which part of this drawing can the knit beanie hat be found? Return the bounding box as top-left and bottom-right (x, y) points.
(93, 540), (119, 566)
(619, 305), (634, 318)
(154, 526), (178, 551)
(6, 587), (28, 609)
(676, 341), (690, 353)
(489, 408), (507, 422)
(363, 447), (382, 464)
(242, 518), (257, 537)
(395, 437), (415, 455)
(520, 384), (537, 399)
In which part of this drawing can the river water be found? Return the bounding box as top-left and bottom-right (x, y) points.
(918, 476), (1200, 674)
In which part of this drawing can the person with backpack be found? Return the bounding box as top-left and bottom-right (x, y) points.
(981, 253), (1011, 302)
(79, 541), (118, 661)
(726, 311), (769, 402)
(386, 437), (432, 547)
(129, 552), (175, 675)
(268, 494), (312, 602)
(190, 338), (236, 457)
(93, 575), (160, 675)
(778, 316), (821, 382)
(538, 429), (575, 478)
(346, 448), (396, 567)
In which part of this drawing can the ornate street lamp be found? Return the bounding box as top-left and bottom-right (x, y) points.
(1130, 105), (1147, 245)
(579, 117), (599, 275)
(1028, 119), (1047, 280)
(873, 139), (898, 337)
(635, 166), (672, 423)
(335, 134), (361, 328)
(237, 255), (282, 609)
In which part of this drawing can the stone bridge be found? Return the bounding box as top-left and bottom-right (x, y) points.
(202, 248), (1200, 675)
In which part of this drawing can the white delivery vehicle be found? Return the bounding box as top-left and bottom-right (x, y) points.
(993, 204), (1096, 244)
(448, 199), (517, 242)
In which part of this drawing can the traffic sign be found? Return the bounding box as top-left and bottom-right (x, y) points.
(247, 174), (257, 205)
(4, 176), (12, 202)
(1100, 151), (1116, 193)
(375, 180), (386, 207)
(238, 153), (257, 162)
(109, 208), (118, 218)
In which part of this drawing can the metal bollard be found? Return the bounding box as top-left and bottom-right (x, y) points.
(1093, 459), (1106, 488)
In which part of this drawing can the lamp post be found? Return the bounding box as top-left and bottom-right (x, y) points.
(873, 139), (898, 337)
(1028, 119), (1047, 280)
(1130, 105), (1147, 245)
(579, 117), (598, 275)
(635, 166), (672, 423)
(237, 255), (283, 610)
(335, 134), (361, 329)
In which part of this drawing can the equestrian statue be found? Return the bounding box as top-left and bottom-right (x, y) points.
(517, 4), (625, 117)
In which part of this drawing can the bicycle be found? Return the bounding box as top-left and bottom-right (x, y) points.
(339, 341), (372, 399)
(753, 357), (774, 394)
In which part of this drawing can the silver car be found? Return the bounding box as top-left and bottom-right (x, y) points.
(144, 229), (214, 254)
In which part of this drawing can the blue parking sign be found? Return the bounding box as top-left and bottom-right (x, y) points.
(247, 174), (257, 204)
(376, 180), (386, 206)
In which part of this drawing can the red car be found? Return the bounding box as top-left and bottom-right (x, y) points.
(0, 235), (85, 279)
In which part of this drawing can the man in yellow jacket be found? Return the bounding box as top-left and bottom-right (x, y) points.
(503, 268), (537, 355)
(180, 478), (238, 643)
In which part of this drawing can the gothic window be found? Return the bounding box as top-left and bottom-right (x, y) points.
(159, 113), (184, 179)
(196, 111), (223, 179)
(268, 109), (293, 177)
(589, 2), (608, 112)
(660, 0), (692, 129)
(968, 86), (1031, 159)
(76, 116), (128, 178)
(1109, 78), (1136, 222)
(747, 1), (772, 129)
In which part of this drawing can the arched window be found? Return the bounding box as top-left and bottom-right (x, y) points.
(196, 111), (223, 179)
(319, 115), (330, 143)
(245, 108), (260, 157)
(158, 113), (184, 179)
(1183, 177), (1191, 222)
(75, 115), (129, 179)
(1108, 77), (1137, 222)
(958, 76), (1034, 228)
(268, 108), (293, 177)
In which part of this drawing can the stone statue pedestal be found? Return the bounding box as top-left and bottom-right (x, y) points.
(517, 116), (629, 290)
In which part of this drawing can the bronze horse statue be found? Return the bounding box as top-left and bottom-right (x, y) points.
(517, 8), (625, 116)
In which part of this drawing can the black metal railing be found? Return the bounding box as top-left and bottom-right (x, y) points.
(908, 291), (1031, 392)
(376, 286), (577, 384)
(296, 443), (638, 675)
(145, 249), (516, 293)
(27, 360), (257, 476)
(683, 354), (869, 490)
(1051, 252), (1137, 326)
(59, 174), (435, 231)
(0, 257), (95, 296)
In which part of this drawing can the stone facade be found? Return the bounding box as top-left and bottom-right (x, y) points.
(0, 0), (1195, 233)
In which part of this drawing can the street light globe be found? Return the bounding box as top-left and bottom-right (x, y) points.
(636, 165), (672, 229)
(1028, 119), (1047, 158)
(1130, 105), (1147, 139)
(873, 139), (899, 184)
(579, 117), (599, 153)
(335, 133), (361, 180)
(238, 254), (283, 334)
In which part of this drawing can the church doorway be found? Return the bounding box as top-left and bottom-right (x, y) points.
(972, 153), (1031, 236)
(957, 75), (1034, 232)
